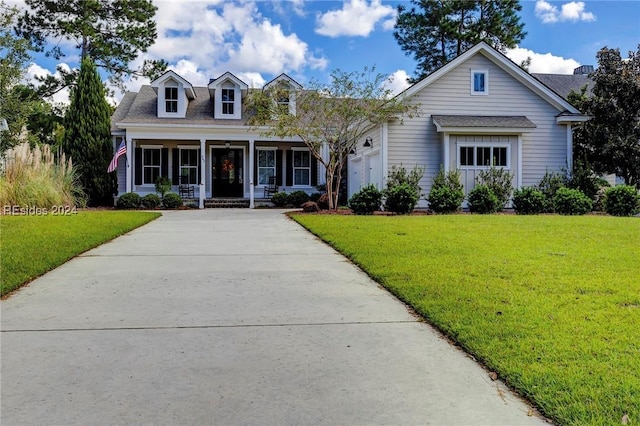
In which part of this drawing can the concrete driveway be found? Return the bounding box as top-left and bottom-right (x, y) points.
(1, 209), (548, 425)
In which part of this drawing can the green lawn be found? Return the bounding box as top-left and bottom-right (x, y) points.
(1, 211), (160, 296)
(292, 214), (640, 426)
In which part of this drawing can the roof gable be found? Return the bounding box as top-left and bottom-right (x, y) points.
(264, 73), (303, 91)
(150, 70), (196, 99)
(208, 72), (249, 91)
(401, 41), (582, 115)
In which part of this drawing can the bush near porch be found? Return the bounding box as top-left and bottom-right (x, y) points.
(291, 214), (640, 426)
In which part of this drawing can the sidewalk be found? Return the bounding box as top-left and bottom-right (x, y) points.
(1, 209), (548, 425)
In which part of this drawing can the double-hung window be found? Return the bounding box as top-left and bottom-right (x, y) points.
(165, 87), (178, 113)
(293, 150), (311, 186)
(180, 148), (199, 184)
(222, 89), (235, 115)
(459, 145), (509, 168)
(471, 70), (488, 95)
(257, 149), (276, 185)
(143, 147), (161, 184)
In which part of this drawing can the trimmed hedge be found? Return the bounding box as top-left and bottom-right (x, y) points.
(348, 185), (382, 215)
(162, 192), (183, 209)
(603, 185), (640, 216)
(468, 185), (501, 214)
(553, 187), (592, 215)
(117, 192), (141, 209)
(512, 187), (546, 215)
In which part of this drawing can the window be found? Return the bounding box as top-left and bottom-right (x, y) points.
(180, 149), (199, 184)
(165, 87), (178, 113)
(277, 93), (290, 115)
(222, 88), (235, 115)
(293, 150), (311, 186)
(471, 70), (488, 95)
(257, 149), (276, 185)
(459, 145), (509, 168)
(143, 148), (161, 184)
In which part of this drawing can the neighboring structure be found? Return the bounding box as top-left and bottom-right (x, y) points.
(348, 42), (589, 206)
(111, 41), (591, 208)
(110, 72), (319, 208)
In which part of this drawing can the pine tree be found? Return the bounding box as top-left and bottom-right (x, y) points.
(63, 58), (115, 206)
(394, 0), (526, 82)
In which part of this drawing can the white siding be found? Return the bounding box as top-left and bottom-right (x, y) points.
(387, 52), (569, 206)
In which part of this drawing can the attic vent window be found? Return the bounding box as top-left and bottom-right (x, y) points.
(277, 94), (289, 114)
(471, 70), (488, 95)
(165, 87), (178, 112)
(222, 88), (235, 115)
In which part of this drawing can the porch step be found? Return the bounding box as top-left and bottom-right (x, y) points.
(204, 198), (250, 208)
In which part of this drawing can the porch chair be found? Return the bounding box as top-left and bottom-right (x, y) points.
(179, 175), (195, 199)
(263, 176), (279, 198)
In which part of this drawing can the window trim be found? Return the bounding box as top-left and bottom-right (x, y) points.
(165, 87), (178, 113)
(179, 147), (199, 185)
(141, 146), (162, 186)
(291, 148), (311, 187)
(256, 147), (277, 186)
(457, 143), (510, 169)
(470, 69), (489, 96)
(221, 88), (235, 115)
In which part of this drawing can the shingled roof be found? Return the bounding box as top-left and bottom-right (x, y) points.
(432, 115), (537, 130)
(532, 73), (592, 100)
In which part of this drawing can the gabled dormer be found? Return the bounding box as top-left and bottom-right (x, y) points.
(150, 71), (196, 118)
(263, 73), (303, 116)
(208, 72), (248, 120)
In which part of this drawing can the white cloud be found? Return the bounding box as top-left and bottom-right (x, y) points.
(535, 0), (596, 23)
(141, 0), (326, 94)
(315, 0), (396, 37)
(24, 62), (73, 105)
(385, 70), (411, 96)
(506, 47), (580, 74)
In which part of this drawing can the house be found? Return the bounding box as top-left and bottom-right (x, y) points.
(110, 71), (320, 208)
(111, 41), (590, 209)
(347, 41), (589, 207)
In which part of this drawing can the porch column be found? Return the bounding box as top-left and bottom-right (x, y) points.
(125, 136), (132, 193)
(443, 133), (450, 173)
(249, 139), (255, 208)
(566, 125), (573, 177)
(199, 138), (206, 209)
(381, 122), (389, 185)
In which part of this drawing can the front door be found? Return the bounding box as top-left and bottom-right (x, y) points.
(212, 148), (243, 197)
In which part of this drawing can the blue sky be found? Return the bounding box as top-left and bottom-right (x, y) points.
(15, 0), (640, 104)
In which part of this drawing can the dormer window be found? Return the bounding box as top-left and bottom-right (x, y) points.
(209, 72), (248, 120)
(150, 71), (196, 118)
(471, 69), (488, 95)
(277, 93), (290, 115)
(264, 73), (303, 116)
(221, 88), (235, 115)
(165, 87), (178, 113)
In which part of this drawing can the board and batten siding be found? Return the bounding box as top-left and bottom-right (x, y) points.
(387, 52), (569, 205)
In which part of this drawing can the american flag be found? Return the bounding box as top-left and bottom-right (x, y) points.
(107, 141), (127, 173)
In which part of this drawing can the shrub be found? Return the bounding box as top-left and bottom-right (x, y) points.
(162, 192), (183, 209)
(468, 185), (501, 214)
(568, 158), (604, 202)
(0, 142), (85, 208)
(537, 170), (568, 212)
(553, 187), (592, 215)
(309, 192), (323, 202)
(476, 166), (513, 210)
(384, 183), (419, 214)
(117, 192), (141, 209)
(155, 176), (172, 197)
(271, 192), (288, 207)
(603, 185), (640, 216)
(288, 190), (310, 208)
(348, 184), (382, 215)
(141, 193), (161, 209)
(512, 187), (546, 214)
(427, 167), (464, 213)
(386, 164), (424, 198)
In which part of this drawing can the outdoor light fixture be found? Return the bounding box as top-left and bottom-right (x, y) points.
(225, 141), (231, 148)
(363, 137), (372, 147)
(349, 148), (356, 155)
